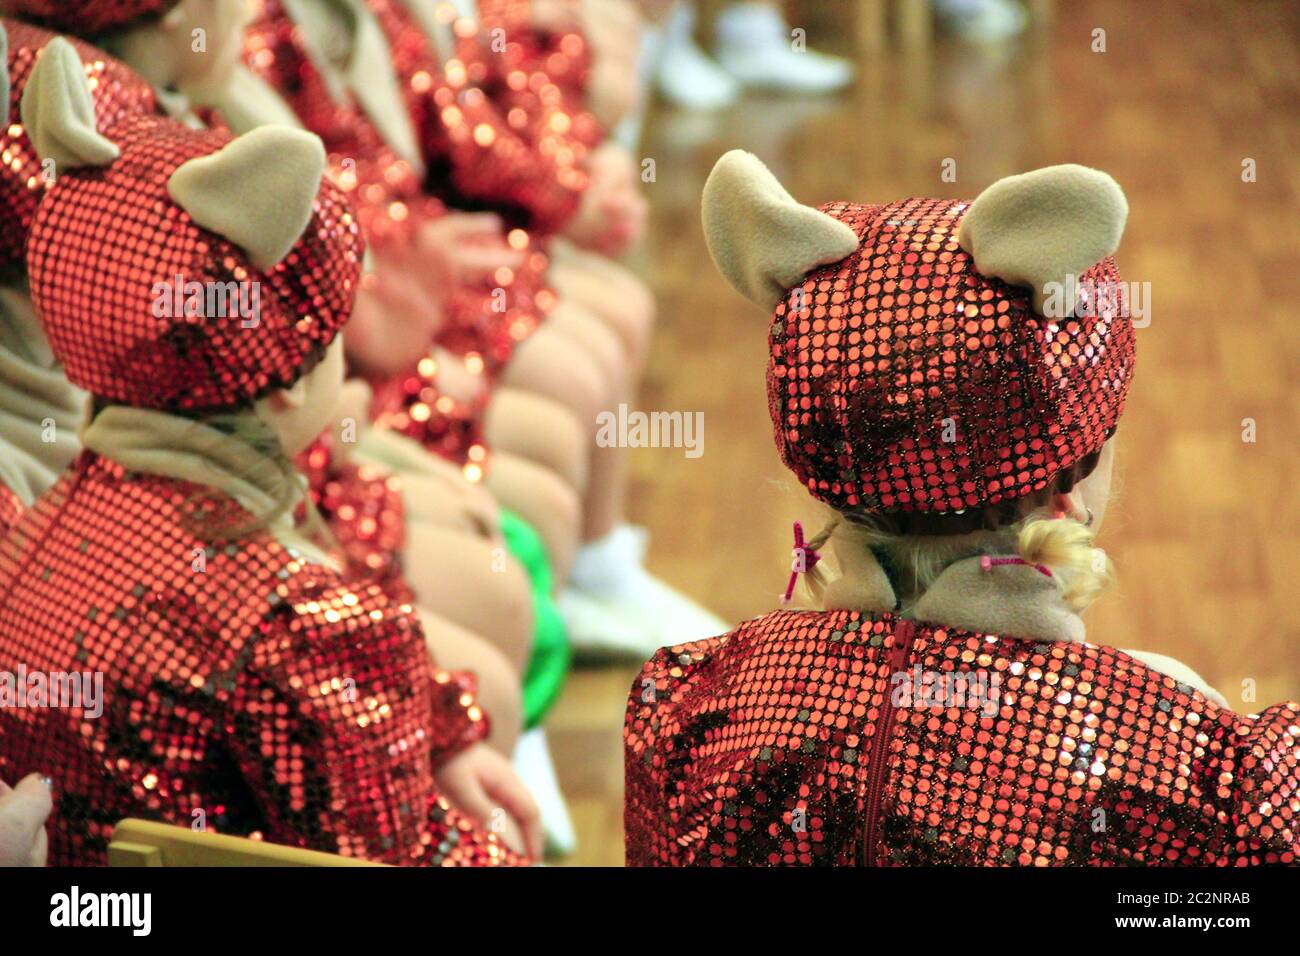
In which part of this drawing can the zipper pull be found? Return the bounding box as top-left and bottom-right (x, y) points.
(888, 618), (916, 670)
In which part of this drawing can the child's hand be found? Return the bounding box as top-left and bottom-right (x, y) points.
(0, 774), (52, 867)
(417, 213), (525, 290)
(565, 144), (646, 255)
(434, 743), (542, 859)
(343, 268), (442, 377)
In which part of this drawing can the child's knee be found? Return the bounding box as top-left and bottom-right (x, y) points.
(501, 328), (607, 428)
(485, 389), (590, 492)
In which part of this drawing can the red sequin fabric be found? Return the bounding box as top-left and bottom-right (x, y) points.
(0, 0), (177, 35)
(1, 19), (158, 270)
(0, 483), (21, 535)
(625, 610), (1300, 866)
(368, 0), (591, 234)
(244, 0), (552, 460)
(296, 433), (412, 601)
(473, 0), (603, 148)
(27, 112), (364, 412)
(0, 452), (523, 866)
(243, 0), (435, 250)
(368, 353), (490, 474)
(770, 200), (1135, 514)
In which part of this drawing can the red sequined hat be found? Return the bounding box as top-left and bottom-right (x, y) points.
(0, 0), (179, 34)
(23, 41), (363, 412)
(0, 19), (158, 270)
(703, 152), (1135, 516)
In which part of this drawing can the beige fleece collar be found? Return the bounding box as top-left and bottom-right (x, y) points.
(399, 0), (456, 63)
(282, 0), (426, 173)
(0, 287), (86, 506)
(81, 406), (336, 567)
(818, 537), (1085, 643)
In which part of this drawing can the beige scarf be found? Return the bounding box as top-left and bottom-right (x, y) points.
(0, 286), (87, 506)
(814, 537), (1224, 702)
(280, 0), (426, 172)
(82, 405), (337, 569)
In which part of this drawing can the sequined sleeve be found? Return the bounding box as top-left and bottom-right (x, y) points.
(297, 434), (413, 603)
(1220, 702), (1300, 864)
(0, 484), (22, 536)
(225, 575), (518, 865)
(623, 637), (727, 867)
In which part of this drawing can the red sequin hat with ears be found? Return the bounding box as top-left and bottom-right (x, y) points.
(0, 19), (157, 270)
(703, 151), (1135, 517)
(23, 39), (364, 413)
(0, 0), (180, 34)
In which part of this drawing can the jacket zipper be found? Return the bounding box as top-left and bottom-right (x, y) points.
(861, 618), (917, 866)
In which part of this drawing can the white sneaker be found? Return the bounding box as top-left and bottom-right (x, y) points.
(934, 0), (1028, 42)
(654, 3), (740, 110)
(564, 524), (729, 663)
(557, 586), (664, 663)
(714, 2), (854, 94)
(512, 727), (576, 858)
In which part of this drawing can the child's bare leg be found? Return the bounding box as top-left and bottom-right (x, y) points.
(399, 470), (500, 538)
(486, 451), (581, 585)
(403, 523), (534, 675)
(539, 303), (632, 540)
(500, 320), (609, 425)
(416, 607), (523, 756)
(499, 305), (640, 541)
(548, 251), (656, 375)
(485, 388), (590, 493)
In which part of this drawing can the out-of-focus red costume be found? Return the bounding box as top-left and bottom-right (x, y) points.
(242, 0), (554, 469)
(0, 54), (523, 864)
(368, 0), (597, 234)
(625, 159), (1300, 866)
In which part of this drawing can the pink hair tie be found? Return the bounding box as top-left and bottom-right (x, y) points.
(782, 522), (822, 605)
(980, 555), (1053, 578)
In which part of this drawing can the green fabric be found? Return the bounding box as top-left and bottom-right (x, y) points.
(500, 508), (571, 727)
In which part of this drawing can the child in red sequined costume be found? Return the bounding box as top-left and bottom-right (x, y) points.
(287, 0), (725, 657)
(0, 20), (153, 535)
(0, 5), (560, 754)
(0, 39), (538, 864)
(624, 152), (1300, 866)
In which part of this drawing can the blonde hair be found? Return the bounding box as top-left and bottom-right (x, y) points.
(805, 507), (1112, 613)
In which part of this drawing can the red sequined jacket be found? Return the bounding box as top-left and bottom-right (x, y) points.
(368, 0), (596, 234)
(0, 452), (524, 866)
(0, 484), (21, 536)
(625, 610), (1300, 866)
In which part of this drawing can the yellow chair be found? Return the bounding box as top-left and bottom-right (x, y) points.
(107, 818), (386, 867)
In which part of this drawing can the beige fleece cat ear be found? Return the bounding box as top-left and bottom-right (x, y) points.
(20, 37), (120, 171)
(957, 164), (1127, 317)
(168, 126), (326, 270)
(702, 150), (859, 310)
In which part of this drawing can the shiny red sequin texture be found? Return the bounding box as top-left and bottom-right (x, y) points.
(0, 0), (177, 35)
(625, 610), (1300, 866)
(297, 434), (412, 601)
(0, 20), (158, 270)
(770, 200), (1135, 513)
(368, 353), (491, 472)
(26, 113), (364, 412)
(368, 0), (592, 234)
(0, 483), (21, 534)
(0, 453), (522, 866)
